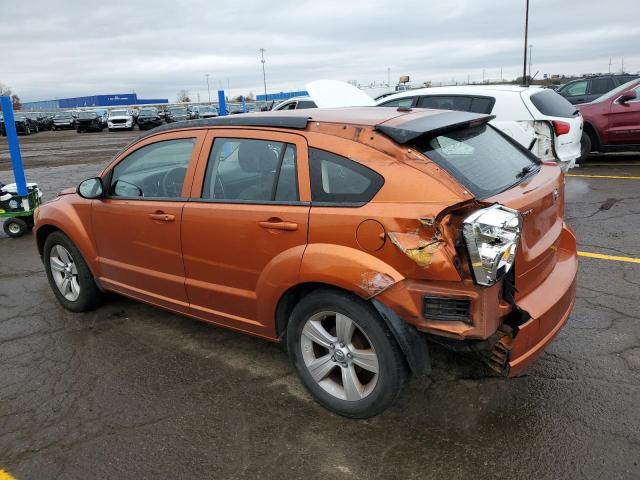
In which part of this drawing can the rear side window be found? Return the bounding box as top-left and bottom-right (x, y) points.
(202, 138), (298, 202)
(309, 148), (384, 204)
(590, 78), (614, 95)
(415, 125), (539, 199)
(418, 96), (472, 111)
(529, 89), (577, 118)
(380, 97), (415, 108)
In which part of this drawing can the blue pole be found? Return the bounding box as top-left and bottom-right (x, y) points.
(241, 96), (246, 113)
(0, 96), (28, 196)
(217, 90), (227, 116)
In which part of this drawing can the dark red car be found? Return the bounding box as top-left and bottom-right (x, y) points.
(577, 79), (640, 161)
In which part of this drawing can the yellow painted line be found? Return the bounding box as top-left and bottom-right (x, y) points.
(578, 251), (640, 264)
(0, 470), (16, 480)
(567, 174), (640, 180)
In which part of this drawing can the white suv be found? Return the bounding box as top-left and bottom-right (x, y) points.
(107, 109), (134, 131)
(377, 85), (583, 170)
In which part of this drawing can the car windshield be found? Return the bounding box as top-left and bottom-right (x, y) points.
(14, 114), (27, 120)
(170, 108), (187, 114)
(200, 107), (215, 113)
(79, 112), (98, 119)
(110, 110), (128, 116)
(592, 79), (640, 103)
(139, 109), (156, 116)
(55, 113), (72, 119)
(414, 124), (540, 199)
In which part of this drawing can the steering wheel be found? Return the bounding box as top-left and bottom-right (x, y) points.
(160, 167), (186, 197)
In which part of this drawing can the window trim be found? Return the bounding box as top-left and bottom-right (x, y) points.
(198, 136), (301, 205)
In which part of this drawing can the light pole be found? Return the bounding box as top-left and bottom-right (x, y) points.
(522, 0), (530, 85)
(205, 73), (211, 103)
(259, 48), (267, 101)
(528, 44), (533, 81)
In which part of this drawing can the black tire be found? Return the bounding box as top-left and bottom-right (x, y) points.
(77, 128), (83, 133)
(286, 289), (408, 419)
(578, 131), (592, 164)
(3, 218), (28, 238)
(108, 128), (113, 132)
(43, 231), (102, 312)
(24, 126), (30, 136)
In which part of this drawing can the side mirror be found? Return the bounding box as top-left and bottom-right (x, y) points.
(619, 89), (637, 103)
(77, 177), (104, 199)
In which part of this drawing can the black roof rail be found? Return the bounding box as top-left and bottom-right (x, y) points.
(139, 114), (311, 140)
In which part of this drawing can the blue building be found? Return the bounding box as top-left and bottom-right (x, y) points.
(256, 90), (308, 102)
(22, 93), (168, 110)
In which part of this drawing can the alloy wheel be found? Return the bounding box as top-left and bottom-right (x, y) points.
(300, 311), (379, 401)
(49, 244), (80, 301)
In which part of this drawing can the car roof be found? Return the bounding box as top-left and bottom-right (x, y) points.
(137, 107), (493, 145)
(378, 84), (545, 101)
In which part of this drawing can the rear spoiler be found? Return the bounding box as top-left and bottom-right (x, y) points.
(375, 111), (495, 144)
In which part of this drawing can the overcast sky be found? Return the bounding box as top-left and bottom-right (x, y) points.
(1, 0), (638, 102)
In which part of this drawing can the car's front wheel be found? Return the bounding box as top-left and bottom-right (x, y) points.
(43, 231), (102, 312)
(287, 289), (408, 418)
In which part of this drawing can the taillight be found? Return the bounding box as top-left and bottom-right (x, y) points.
(552, 120), (570, 136)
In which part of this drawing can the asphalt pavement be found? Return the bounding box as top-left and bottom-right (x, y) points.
(0, 130), (638, 479)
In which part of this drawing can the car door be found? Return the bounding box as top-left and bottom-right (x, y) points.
(91, 130), (206, 312)
(605, 85), (640, 145)
(181, 129), (310, 337)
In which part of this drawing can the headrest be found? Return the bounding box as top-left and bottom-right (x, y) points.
(238, 140), (279, 173)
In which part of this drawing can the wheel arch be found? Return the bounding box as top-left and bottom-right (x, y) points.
(582, 121), (601, 150)
(275, 282), (430, 375)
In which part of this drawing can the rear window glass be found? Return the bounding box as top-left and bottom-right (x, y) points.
(309, 148), (384, 204)
(418, 96), (472, 111)
(415, 125), (539, 199)
(529, 89), (577, 118)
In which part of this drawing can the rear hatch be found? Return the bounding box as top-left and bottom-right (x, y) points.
(411, 120), (564, 298)
(485, 165), (563, 299)
(522, 88), (582, 166)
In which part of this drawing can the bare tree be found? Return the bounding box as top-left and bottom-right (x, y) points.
(0, 82), (11, 97)
(176, 89), (191, 103)
(11, 94), (21, 110)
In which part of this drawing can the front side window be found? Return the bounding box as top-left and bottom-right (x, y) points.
(565, 81), (588, 96)
(415, 125), (539, 199)
(202, 138), (298, 202)
(380, 97), (415, 108)
(109, 138), (195, 198)
(309, 148), (384, 204)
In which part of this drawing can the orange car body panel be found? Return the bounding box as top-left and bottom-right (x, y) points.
(34, 108), (578, 375)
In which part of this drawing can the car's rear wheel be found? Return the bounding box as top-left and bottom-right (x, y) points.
(287, 289), (407, 418)
(44, 231), (101, 312)
(578, 131), (593, 163)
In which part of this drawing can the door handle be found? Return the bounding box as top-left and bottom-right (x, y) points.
(259, 220), (298, 231)
(148, 212), (175, 222)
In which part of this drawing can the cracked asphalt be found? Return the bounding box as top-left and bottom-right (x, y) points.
(1, 130), (639, 479)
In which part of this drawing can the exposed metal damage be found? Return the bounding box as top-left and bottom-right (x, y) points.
(387, 230), (440, 268)
(359, 271), (397, 297)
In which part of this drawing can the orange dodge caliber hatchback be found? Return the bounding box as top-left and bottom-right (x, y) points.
(34, 107), (578, 418)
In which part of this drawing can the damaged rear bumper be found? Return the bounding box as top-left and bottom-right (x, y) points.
(506, 224), (578, 376)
